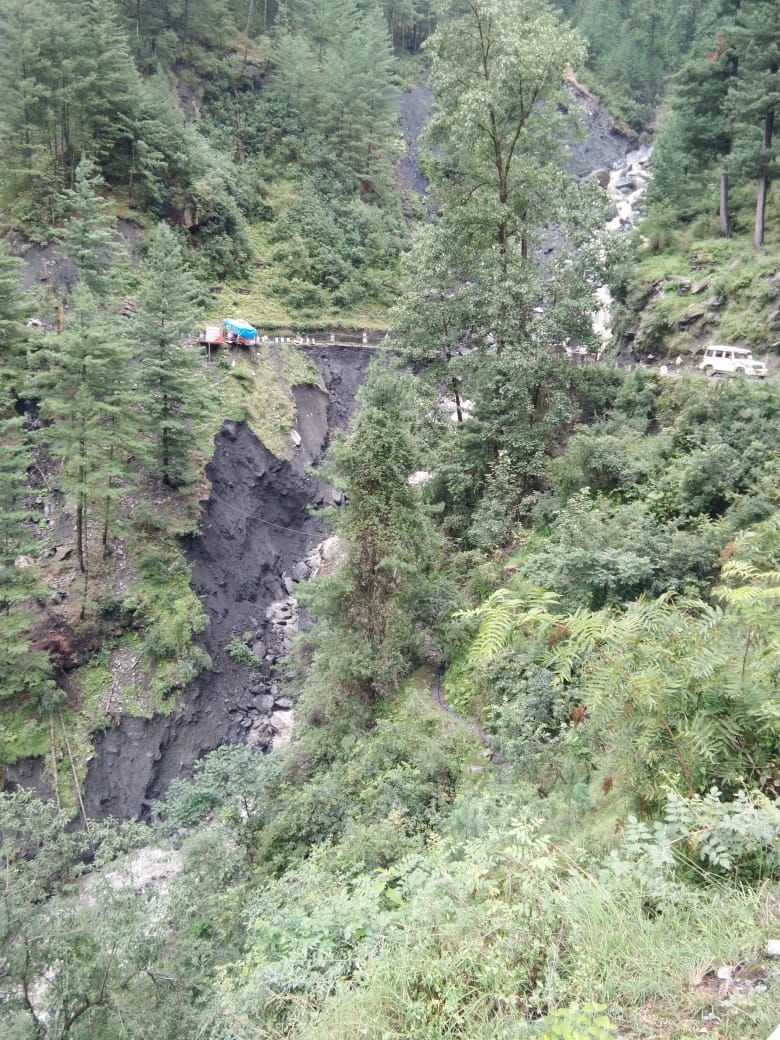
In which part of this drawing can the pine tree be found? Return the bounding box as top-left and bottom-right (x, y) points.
(37, 288), (136, 574)
(58, 157), (122, 298)
(658, 40), (738, 235)
(0, 409), (54, 707)
(0, 250), (30, 399)
(134, 224), (212, 488)
(728, 1), (780, 248)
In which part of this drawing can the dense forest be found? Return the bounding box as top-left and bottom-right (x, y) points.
(1, 0), (779, 1037)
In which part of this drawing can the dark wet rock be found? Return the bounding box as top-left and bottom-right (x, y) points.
(565, 83), (634, 180)
(399, 82), (432, 201)
(291, 561), (311, 582)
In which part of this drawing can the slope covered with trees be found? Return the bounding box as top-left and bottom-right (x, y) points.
(0, 0), (779, 1038)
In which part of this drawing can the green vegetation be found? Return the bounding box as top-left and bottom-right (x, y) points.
(554, 0), (731, 128)
(1, 0), (780, 1037)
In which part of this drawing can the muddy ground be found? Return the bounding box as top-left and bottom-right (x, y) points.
(85, 344), (372, 819)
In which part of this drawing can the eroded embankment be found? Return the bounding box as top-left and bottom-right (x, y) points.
(65, 345), (370, 820)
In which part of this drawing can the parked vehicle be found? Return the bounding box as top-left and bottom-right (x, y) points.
(699, 345), (767, 378)
(198, 318), (258, 356)
(223, 318), (257, 346)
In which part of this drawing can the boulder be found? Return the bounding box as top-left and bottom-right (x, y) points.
(291, 560), (311, 582)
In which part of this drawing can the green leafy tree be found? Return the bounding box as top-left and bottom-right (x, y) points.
(393, 222), (480, 424)
(0, 789), (182, 1040)
(424, 0), (584, 349)
(398, 0), (603, 545)
(303, 360), (437, 703)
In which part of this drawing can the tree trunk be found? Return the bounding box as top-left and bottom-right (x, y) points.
(102, 478), (114, 559)
(719, 167), (731, 237)
(76, 501), (84, 573)
(754, 107), (774, 249)
(754, 77), (775, 250)
(451, 379), (463, 423)
(76, 444), (87, 573)
(754, 171), (769, 249)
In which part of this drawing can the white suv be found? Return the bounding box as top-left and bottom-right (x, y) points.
(699, 345), (767, 378)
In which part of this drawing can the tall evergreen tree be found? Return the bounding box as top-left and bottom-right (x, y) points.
(728, 1), (779, 248)
(134, 224), (212, 488)
(58, 158), (123, 298)
(0, 411), (54, 708)
(304, 361), (436, 702)
(37, 288), (136, 575)
(649, 38), (738, 235)
(0, 251), (29, 398)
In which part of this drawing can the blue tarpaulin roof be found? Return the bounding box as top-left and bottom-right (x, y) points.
(224, 318), (257, 341)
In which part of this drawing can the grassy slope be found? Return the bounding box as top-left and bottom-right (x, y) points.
(622, 196), (780, 361)
(212, 222), (394, 333)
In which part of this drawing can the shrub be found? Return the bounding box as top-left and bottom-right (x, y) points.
(224, 634), (259, 666)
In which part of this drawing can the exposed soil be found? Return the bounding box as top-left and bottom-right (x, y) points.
(399, 82), (433, 201)
(6, 345), (373, 820)
(564, 75), (637, 179)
